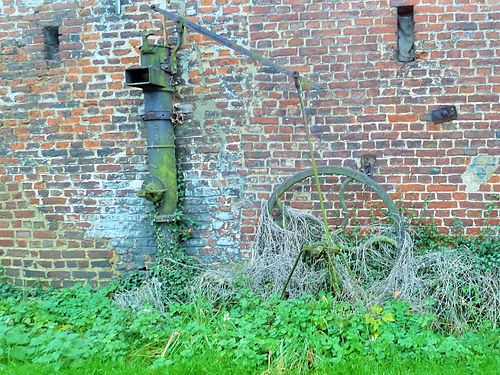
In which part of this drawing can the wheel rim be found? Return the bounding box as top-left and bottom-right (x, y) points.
(267, 166), (403, 236)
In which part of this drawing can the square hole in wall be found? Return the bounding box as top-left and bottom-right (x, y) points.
(397, 6), (415, 62)
(43, 26), (60, 60)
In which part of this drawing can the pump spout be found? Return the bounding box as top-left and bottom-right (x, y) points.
(125, 32), (177, 222)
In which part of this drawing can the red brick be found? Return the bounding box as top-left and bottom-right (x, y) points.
(0, 230), (14, 238)
(0, 0), (497, 288)
(390, 0), (418, 6)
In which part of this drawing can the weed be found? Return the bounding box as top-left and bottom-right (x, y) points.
(115, 164), (200, 304)
(1, 284), (499, 373)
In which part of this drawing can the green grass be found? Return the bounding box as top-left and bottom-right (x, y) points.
(1, 284), (499, 374)
(1, 355), (498, 375)
(326, 356), (499, 375)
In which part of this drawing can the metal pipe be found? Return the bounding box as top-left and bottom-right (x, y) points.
(125, 33), (177, 222)
(150, 5), (322, 91)
(397, 6), (415, 62)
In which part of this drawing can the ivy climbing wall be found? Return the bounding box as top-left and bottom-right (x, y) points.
(0, 0), (498, 286)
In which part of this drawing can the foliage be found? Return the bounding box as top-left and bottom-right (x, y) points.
(409, 217), (499, 271)
(150, 165), (200, 302)
(1, 284), (499, 373)
(4, 356), (499, 375)
(148, 209), (199, 302)
(163, 291), (498, 369)
(401, 194), (500, 270)
(0, 284), (166, 370)
(116, 165), (200, 303)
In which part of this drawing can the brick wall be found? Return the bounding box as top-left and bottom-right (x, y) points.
(0, 0), (162, 286)
(1, 0), (498, 286)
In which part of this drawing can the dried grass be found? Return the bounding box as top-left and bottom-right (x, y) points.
(413, 250), (499, 331)
(244, 202), (329, 298)
(113, 277), (166, 315)
(194, 202), (499, 331)
(193, 265), (243, 304)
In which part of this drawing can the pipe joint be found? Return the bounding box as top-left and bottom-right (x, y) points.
(141, 111), (172, 121)
(137, 177), (165, 204)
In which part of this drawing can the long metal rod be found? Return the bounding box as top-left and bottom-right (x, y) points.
(151, 5), (320, 90)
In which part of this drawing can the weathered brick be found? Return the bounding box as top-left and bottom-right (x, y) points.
(24, 270), (46, 278)
(47, 271), (71, 278)
(72, 271), (97, 279)
(40, 251), (62, 259)
(0, 0), (498, 287)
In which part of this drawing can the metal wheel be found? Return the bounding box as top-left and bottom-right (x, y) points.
(267, 166), (404, 237)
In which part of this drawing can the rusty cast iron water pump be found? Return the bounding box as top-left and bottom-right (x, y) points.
(125, 33), (177, 222)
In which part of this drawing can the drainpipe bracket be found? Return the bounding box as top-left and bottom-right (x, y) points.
(141, 111), (172, 121)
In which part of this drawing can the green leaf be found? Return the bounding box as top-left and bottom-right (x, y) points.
(382, 312), (395, 323)
(370, 305), (383, 315)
